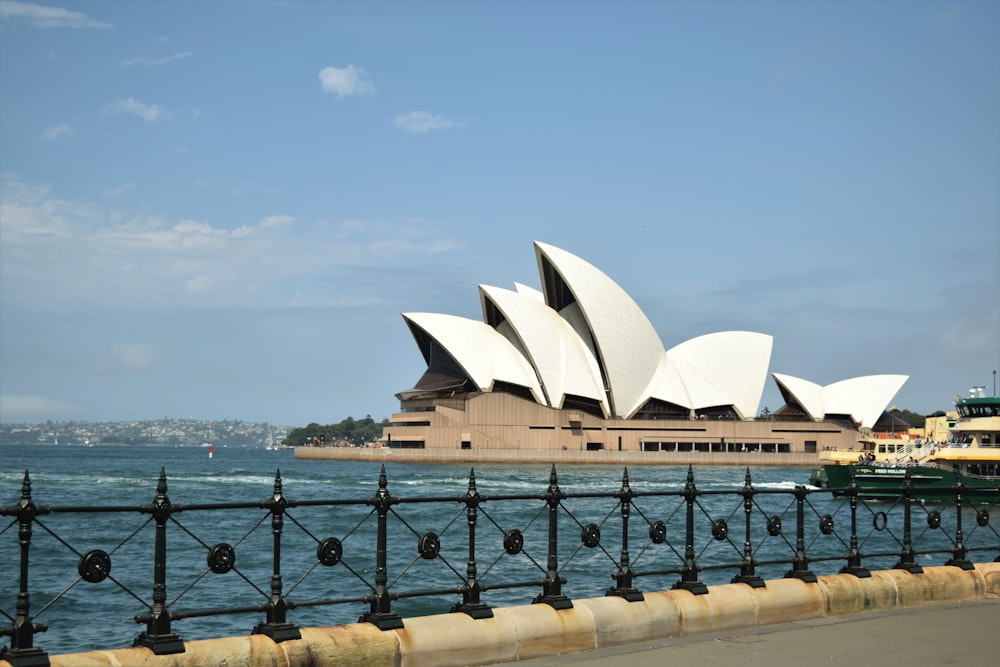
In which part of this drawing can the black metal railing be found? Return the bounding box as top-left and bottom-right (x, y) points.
(2, 465), (999, 665)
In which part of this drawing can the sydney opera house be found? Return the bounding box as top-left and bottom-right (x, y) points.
(381, 242), (907, 455)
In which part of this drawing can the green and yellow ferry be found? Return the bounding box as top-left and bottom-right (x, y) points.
(811, 391), (1000, 502)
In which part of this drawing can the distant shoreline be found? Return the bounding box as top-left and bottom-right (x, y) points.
(294, 446), (820, 467)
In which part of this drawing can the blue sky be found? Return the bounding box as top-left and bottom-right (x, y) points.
(1, 1), (998, 427)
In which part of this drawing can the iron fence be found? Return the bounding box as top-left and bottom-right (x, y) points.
(2, 464), (999, 666)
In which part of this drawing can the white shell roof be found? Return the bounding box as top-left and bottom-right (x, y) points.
(826, 374), (909, 428)
(479, 284), (608, 415)
(645, 354), (692, 409)
(650, 354), (729, 411)
(772, 373), (908, 428)
(771, 373), (825, 420)
(535, 241), (664, 418)
(663, 332), (773, 418)
(513, 282), (545, 302)
(402, 312), (544, 403)
(398, 241), (906, 426)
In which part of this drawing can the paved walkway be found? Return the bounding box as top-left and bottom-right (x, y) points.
(493, 599), (1000, 666)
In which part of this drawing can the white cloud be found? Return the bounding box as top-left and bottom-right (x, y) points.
(369, 237), (462, 254)
(260, 214), (294, 228)
(0, 1), (112, 29)
(394, 110), (468, 134)
(183, 274), (214, 292)
(336, 218), (462, 254)
(0, 176), (91, 237)
(122, 51), (195, 67)
(318, 65), (375, 98)
(88, 342), (172, 373)
(43, 123), (73, 140)
(0, 394), (82, 422)
(102, 97), (169, 123)
(102, 183), (135, 199)
(0, 175), (461, 313)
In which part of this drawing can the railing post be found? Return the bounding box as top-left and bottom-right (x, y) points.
(533, 465), (572, 609)
(946, 481), (974, 570)
(0, 472), (50, 667)
(894, 473), (923, 573)
(673, 466), (708, 594)
(732, 468), (764, 587)
(253, 469), (301, 641)
(359, 465), (403, 629)
(784, 484), (817, 582)
(133, 468), (184, 654)
(452, 469), (493, 618)
(840, 478), (871, 577)
(608, 467), (643, 600)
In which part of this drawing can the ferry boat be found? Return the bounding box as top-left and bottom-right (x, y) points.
(816, 432), (926, 467)
(811, 389), (1000, 502)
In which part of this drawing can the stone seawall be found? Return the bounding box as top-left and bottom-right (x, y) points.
(19, 563), (1000, 667)
(293, 447), (821, 467)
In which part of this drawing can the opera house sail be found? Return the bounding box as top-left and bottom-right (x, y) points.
(383, 242), (907, 455)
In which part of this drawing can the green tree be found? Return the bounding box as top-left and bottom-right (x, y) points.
(889, 408), (926, 429)
(283, 416), (389, 447)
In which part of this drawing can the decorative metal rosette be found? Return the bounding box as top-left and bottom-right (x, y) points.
(649, 520), (667, 544)
(79, 549), (112, 583)
(581, 523), (601, 548)
(317, 537), (343, 566)
(503, 529), (524, 555)
(207, 543), (236, 574)
(418, 532), (441, 560)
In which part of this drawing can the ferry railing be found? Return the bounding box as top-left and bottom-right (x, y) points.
(2, 466), (998, 666)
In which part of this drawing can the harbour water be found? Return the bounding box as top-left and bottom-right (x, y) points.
(0, 444), (987, 655)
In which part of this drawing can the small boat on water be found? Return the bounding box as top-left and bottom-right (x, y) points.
(811, 389), (1000, 502)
